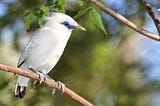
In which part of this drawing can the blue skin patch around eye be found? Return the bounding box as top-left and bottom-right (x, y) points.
(61, 21), (77, 29)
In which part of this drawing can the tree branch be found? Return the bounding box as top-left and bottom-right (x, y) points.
(140, 1), (160, 35)
(0, 64), (94, 106)
(89, 0), (160, 41)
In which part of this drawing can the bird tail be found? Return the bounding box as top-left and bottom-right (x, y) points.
(15, 75), (30, 98)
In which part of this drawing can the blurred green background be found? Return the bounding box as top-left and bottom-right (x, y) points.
(0, 0), (160, 106)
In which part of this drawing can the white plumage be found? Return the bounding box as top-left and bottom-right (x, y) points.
(15, 12), (85, 98)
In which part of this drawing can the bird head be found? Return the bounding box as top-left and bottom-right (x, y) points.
(45, 12), (86, 31)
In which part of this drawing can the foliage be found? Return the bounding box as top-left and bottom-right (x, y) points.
(89, 8), (107, 35)
(24, 0), (107, 35)
(0, 0), (159, 106)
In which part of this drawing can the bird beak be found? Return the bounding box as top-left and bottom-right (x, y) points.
(77, 25), (86, 31)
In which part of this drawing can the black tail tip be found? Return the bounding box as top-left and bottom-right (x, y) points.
(15, 86), (27, 99)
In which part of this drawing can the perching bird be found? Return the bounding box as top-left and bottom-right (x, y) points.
(15, 12), (85, 98)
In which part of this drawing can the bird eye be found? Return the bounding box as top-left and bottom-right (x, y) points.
(61, 21), (69, 26)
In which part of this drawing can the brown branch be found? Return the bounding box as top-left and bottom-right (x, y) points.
(89, 0), (160, 41)
(141, 1), (160, 35)
(0, 64), (94, 106)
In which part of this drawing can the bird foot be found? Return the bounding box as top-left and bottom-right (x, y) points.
(33, 80), (37, 88)
(57, 81), (65, 93)
(52, 88), (56, 95)
(31, 70), (51, 86)
(36, 71), (52, 85)
(51, 81), (65, 95)
(28, 67), (53, 86)
(38, 72), (45, 84)
(28, 67), (65, 94)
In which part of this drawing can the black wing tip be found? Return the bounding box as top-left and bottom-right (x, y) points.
(15, 86), (27, 99)
(17, 59), (26, 68)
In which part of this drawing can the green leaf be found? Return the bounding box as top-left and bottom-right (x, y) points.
(89, 8), (107, 35)
(38, 18), (46, 27)
(36, 5), (49, 27)
(25, 12), (35, 32)
(41, 5), (49, 16)
(158, 8), (160, 11)
(46, 0), (54, 6)
(74, 7), (91, 19)
(54, 0), (66, 13)
(32, 8), (43, 18)
(78, 0), (84, 6)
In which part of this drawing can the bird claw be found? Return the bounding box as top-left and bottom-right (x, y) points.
(52, 88), (56, 95)
(36, 71), (48, 85)
(57, 81), (65, 93)
(28, 67), (48, 85)
(51, 81), (65, 95)
(29, 69), (65, 94)
(33, 80), (37, 88)
(39, 74), (44, 84)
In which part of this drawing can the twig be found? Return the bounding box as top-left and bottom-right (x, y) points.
(0, 64), (94, 106)
(140, 1), (160, 35)
(89, 0), (160, 41)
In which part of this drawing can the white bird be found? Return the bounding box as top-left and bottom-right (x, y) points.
(15, 12), (85, 98)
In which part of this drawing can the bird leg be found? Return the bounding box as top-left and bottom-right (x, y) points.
(57, 81), (65, 93)
(33, 80), (37, 88)
(28, 67), (53, 86)
(32, 71), (47, 87)
(35, 71), (52, 85)
(28, 66), (65, 94)
(52, 88), (56, 95)
(51, 81), (65, 95)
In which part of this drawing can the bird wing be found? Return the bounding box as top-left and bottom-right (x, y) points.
(17, 27), (61, 70)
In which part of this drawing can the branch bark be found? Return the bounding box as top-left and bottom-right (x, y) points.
(89, 0), (160, 41)
(0, 64), (94, 106)
(140, 1), (160, 35)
